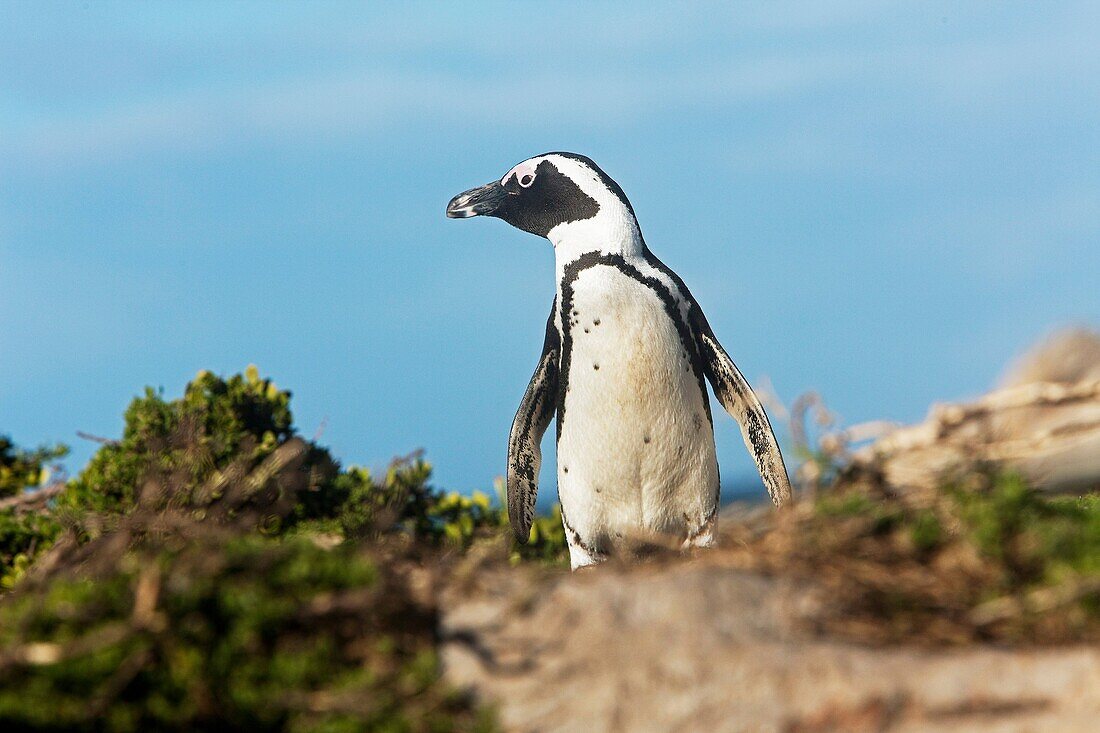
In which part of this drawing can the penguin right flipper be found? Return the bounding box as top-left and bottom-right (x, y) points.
(506, 306), (560, 543)
(692, 308), (794, 508)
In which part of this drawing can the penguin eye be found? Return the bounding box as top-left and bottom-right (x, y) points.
(518, 173), (535, 188)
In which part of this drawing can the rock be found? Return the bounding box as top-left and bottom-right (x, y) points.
(441, 561), (1100, 732)
(999, 328), (1100, 388)
(849, 328), (1100, 496)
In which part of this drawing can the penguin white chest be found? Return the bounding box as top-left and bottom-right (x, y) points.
(557, 264), (718, 546)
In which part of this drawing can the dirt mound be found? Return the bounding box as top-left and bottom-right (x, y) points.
(442, 558), (1100, 732)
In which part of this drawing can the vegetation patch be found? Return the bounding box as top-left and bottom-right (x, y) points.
(0, 435), (68, 499)
(5, 364), (1096, 730)
(0, 367), (570, 731)
(0, 436), (68, 587)
(0, 530), (494, 732)
(724, 469), (1100, 644)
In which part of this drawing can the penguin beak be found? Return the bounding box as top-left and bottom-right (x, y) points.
(446, 180), (507, 219)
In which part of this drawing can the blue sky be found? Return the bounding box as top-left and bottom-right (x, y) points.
(2, 2), (1098, 497)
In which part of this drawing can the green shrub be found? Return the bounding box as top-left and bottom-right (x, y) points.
(299, 458), (479, 543)
(0, 436), (68, 587)
(514, 503), (569, 565)
(0, 533), (494, 732)
(0, 367), (571, 730)
(0, 511), (61, 589)
(62, 366), (321, 517)
(812, 471), (1100, 588)
(5, 366), (566, 574)
(0, 435), (68, 498)
(792, 470), (1100, 642)
(299, 464), (569, 565)
(0, 417), (503, 730)
(953, 473), (1100, 592)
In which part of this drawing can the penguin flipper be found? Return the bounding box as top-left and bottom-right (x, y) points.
(507, 309), (560, 543)
(694, 313), (793, 508)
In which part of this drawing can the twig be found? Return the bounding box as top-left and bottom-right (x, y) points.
(0, 482), (67, 512)
(789, 392), (824, 456)
(76, 431), (118, 446)
(389, 448), (425, 469)
(312, 417), (329, 443)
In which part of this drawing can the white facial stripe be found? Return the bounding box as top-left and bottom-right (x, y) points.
(542, 155), (640, 249)
(543, 157), (604, 202)
(502, 159), (539, 185)
(499, 153), (644, 266)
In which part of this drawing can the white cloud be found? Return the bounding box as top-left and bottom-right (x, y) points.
(0, 56), (857, 168)
(2, 1), (1098, 171)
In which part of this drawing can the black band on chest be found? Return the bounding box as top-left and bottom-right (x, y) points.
(554, 252), (713, 440)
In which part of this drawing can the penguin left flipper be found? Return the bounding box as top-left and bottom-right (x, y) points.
(506, 305), (560, 543)
(693, 309), (794, 508)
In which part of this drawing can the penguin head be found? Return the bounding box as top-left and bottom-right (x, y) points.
(447, 152), (639, 246)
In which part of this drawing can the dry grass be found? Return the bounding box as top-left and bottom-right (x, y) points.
(714, 470), (1100, 645)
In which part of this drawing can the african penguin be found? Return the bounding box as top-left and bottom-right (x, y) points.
(447, 152), (792, 569)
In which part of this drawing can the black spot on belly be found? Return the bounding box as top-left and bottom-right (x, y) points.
(595, 487), (602, 494)
(584, 328), (589, 333)
(693, 414), (703, 431)
(563, 466), (569, 474)
(593, 318), (601, 326)
(593, 363), (600, 370)
(643, 435), (651, 444)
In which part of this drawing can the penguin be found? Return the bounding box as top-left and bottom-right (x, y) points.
(447, 152), (792, 569)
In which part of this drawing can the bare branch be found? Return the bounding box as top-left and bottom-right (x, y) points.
(76, 431), (118, 446)
(0, 482), (67, 512)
